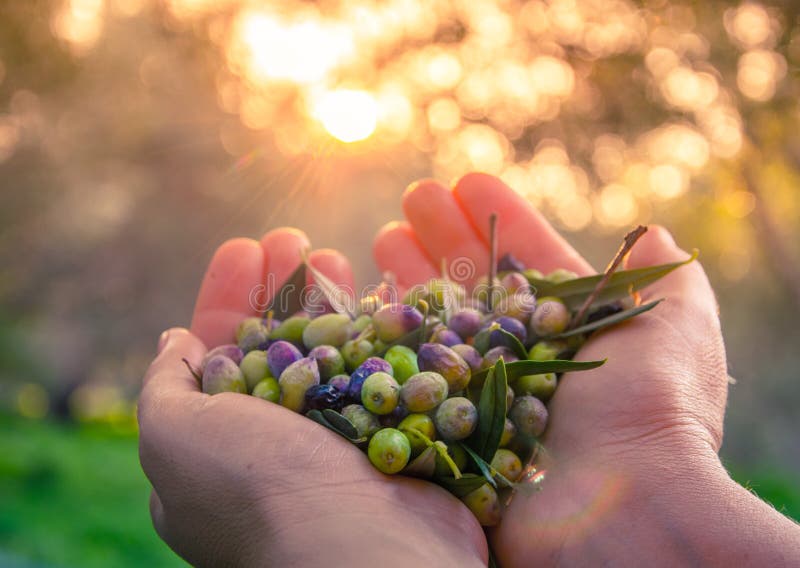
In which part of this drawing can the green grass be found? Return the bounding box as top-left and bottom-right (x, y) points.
(0, 414), (797, 567)
(0, 414), (185, 568)
(728, 465), (800, 522)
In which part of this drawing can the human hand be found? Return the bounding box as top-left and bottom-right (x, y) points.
(138, 229), (487, 568)
(374, 173), (800, 566)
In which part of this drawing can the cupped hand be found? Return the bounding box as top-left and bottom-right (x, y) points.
(138, 229), (487, 568)
(374, 173), (734, 566)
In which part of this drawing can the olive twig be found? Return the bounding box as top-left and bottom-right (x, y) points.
(182, 358), (202, 383)
(487, 213), (498, 312)
(569, 225), (648, 329)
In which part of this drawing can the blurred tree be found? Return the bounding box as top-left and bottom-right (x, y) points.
(0, 0), (797, 476)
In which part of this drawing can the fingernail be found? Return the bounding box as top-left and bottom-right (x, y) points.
(157, 330), (171, 354)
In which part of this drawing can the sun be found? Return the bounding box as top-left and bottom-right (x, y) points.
(314, 89), (378, 143)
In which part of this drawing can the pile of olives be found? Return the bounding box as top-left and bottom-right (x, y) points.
(197, 257), (613, 526)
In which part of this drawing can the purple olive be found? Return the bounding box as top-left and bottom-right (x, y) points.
(510, 395), (548, 437)
(500, 272), (529, 294)
(429, 326), (463, 347)
(530, 297), (570, 337)
(434, 397), (478, 441)
(346, 357), (393, 400)
(400, 372), (448, 413)
(371, 303), (424, 343)
(447, 308), (484, 341)
(327, 374), (351, 391)
(481, 346), (519, 370)
(417, 343), (471, 392)
(493, 291), (536, 325)
(308, 345), (345, 381)
(237, 323), (271, 353)
(451, 344), (483, 374)
(267, 340), (303, 378)
(201, 344), (244, 372)
(278, 357), (320, 413)
(498, 252), (525, 272)
(488, 316), (527, 346)
(202, 355), (246, 395)
(235, 317), (264, 343)
(304, 383), (345, 411)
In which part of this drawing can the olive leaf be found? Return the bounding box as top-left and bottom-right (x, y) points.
(472, 322), (528, 359)
(459, 443), (497, 489)
(470, 358), (605, 385)
(460, 444), (517, 490)
(321, 409), (361, 440)
(469, 360), (595, 389)
(488, 549), (499, 568)
(181, 358), (202, 383)
(472, 327), (492, 355)
(467, 359), (508, 463)
(402, 446), (438, 478)
(434, 473), (487, 498)
(267, 263), (306, 319)
(306, 409), (365, 443)
(301, 250), (356, 319)
(526, 251), (698, 310)
(551, 299), (663, 339)
(473, 322), (528, 359)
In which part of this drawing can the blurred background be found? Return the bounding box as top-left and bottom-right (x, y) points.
(0, 0), (798, 565)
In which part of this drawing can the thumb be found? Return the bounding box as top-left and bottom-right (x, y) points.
(141, 328), (206, 406)
(626, 225), (719, 321)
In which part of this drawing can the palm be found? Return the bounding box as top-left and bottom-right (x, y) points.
(375, 173), (728, 566)
(184, 227), (486, 564)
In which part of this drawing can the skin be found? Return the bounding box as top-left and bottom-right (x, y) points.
(138, 229), (485, 568)
(374, 173), (800, 566)
(140, 175), (800, 567)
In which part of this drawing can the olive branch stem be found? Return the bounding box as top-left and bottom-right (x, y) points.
(487, 212), (498, 312)
(569, 225), (648, 329)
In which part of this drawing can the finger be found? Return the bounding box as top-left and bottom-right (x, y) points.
(305, 248), (356, 311)
(373, 221), (438, 292)
(141, 327), (205, 396)
(402, 179), (488, 288)
(191, 238), (265, 348)
(452, 172), (594, 275)
(618, 225), (726, 449)
(261, 227), (311, 302)
(625, 225), (718, 317)
(306, 248), (355, 289)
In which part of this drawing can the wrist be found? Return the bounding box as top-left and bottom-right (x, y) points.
(491, 446), (800, 567)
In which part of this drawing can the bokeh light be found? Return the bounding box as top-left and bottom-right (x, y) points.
(2, 2), (800, 564)
(131, 0), (795, 230)
(314, 89), (378, 143)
